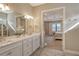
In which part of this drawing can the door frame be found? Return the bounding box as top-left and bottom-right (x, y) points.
(40, 7), (66, 51)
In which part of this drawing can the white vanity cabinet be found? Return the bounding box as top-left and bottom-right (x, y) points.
(33, 34), (40, 51)
(0, 41), (22, 56)
(22, 33), (40, 56)
(22, 37), (33, 56)
(0, 33), (40, 56)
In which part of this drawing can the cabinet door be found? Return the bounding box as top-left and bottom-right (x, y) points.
(23, 48), (32, 56)
(33, 36), (40, 51)
(23, 38), (33, 56)
(35, 36), (40, 48)
(0, 45), (22, 56)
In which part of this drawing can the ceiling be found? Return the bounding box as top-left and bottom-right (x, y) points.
(29, 3), (45, 7)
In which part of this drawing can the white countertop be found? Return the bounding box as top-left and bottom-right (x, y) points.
(0, 33), (40, 48)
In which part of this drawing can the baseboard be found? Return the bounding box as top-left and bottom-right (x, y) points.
(64, 49), (79, 55)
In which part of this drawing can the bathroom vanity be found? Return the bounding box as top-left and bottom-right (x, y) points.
(0, 9), (41, 56)
(0, 33), (40, 56)
(22, 33), (40, 56)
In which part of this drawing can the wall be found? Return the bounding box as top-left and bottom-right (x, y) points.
(8, 3), (33, 16)
(44, 22), (49, 35)
(65, 26), (79, 52)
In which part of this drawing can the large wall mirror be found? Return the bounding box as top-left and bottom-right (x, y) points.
(0, 12), (7, 37)
(0, 3), (35, 38)
(0, 11), (35, 38)
(0, 11), (27, 37)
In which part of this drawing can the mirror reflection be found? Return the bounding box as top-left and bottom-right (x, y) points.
(16, 16), (25, 35)
(0, 5), (36, 38)
(0, 12), (7, 37)
(0, 11), (26, 37)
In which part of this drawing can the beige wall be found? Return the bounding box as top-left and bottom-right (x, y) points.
(65, 27), (79, 52)
(8, 3), (33, 16)
(44, 22), (49, 35)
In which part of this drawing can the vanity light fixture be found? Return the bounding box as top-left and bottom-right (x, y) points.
(24, 15), (34, 20)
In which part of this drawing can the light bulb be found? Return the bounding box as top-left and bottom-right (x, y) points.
(24, 15), (34, 20)
(24, 15), (30, 19)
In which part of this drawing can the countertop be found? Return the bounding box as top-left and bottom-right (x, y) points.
(0, 33), (40, 48)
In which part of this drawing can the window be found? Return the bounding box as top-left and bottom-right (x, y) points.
(52, 23), (61, 32)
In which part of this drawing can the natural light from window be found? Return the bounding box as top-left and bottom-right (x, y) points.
(52, 23), (61, 32)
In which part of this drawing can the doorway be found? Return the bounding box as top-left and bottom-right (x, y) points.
(41, 7), (65, 51)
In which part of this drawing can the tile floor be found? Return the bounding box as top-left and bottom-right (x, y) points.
(32, 39), (78, 56)
(47, 39), (62, 51)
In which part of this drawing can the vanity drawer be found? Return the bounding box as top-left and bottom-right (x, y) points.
(0, 43), (22, 56)
(0, 41), (22, 56)
(23, 38), (33, 51)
